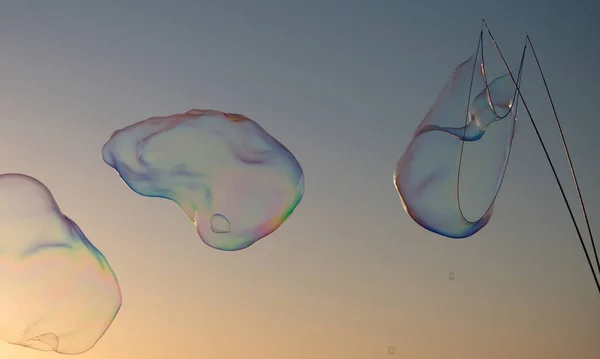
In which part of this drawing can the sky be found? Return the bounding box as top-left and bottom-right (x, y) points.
(0, 0), (599, 358)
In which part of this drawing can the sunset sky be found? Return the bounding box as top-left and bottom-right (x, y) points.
(0, 1), (599, 358)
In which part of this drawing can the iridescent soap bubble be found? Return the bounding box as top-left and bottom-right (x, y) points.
(394, 53), (520, 238)
(0, 173), (121, 354)
(102, 109), (304, 251)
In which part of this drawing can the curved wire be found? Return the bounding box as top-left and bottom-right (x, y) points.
(455, 29), (526, 227)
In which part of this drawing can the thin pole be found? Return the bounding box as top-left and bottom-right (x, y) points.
(526, 36), (599, 274)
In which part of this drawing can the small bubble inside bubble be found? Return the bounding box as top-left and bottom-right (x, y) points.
(210, 213), (231, 234)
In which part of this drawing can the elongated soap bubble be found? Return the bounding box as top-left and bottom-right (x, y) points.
(394, 53), (519, 238)
(0, 173), (121, 354)
(102, 109), (304, 251)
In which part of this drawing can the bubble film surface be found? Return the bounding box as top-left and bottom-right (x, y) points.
(0, 173), (122, 354)
(102, 109), (304, 251)
(394, 54), (519, 238)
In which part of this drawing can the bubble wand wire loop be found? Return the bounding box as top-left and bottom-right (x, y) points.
(481, 19), (600, 296)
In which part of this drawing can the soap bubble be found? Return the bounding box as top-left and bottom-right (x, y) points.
(387, 346), (396, 355)
(0, 173), (121, 354)
(210, 213), (231, 234)
(447, 272), (456, 280)
(102, 109), (304, 251)
(394, 52), (520, 239)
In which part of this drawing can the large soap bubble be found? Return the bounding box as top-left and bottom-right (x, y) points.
(102, 109), (304, 251)
(393, 19), (600, 296)
(0, 173), (122, 354)
(394, 53), (520, 238)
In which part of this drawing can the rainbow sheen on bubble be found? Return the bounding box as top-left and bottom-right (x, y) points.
(0, 173), (121, 354)
(394, 54), (519, 238)
(102, 109), (304, 251)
